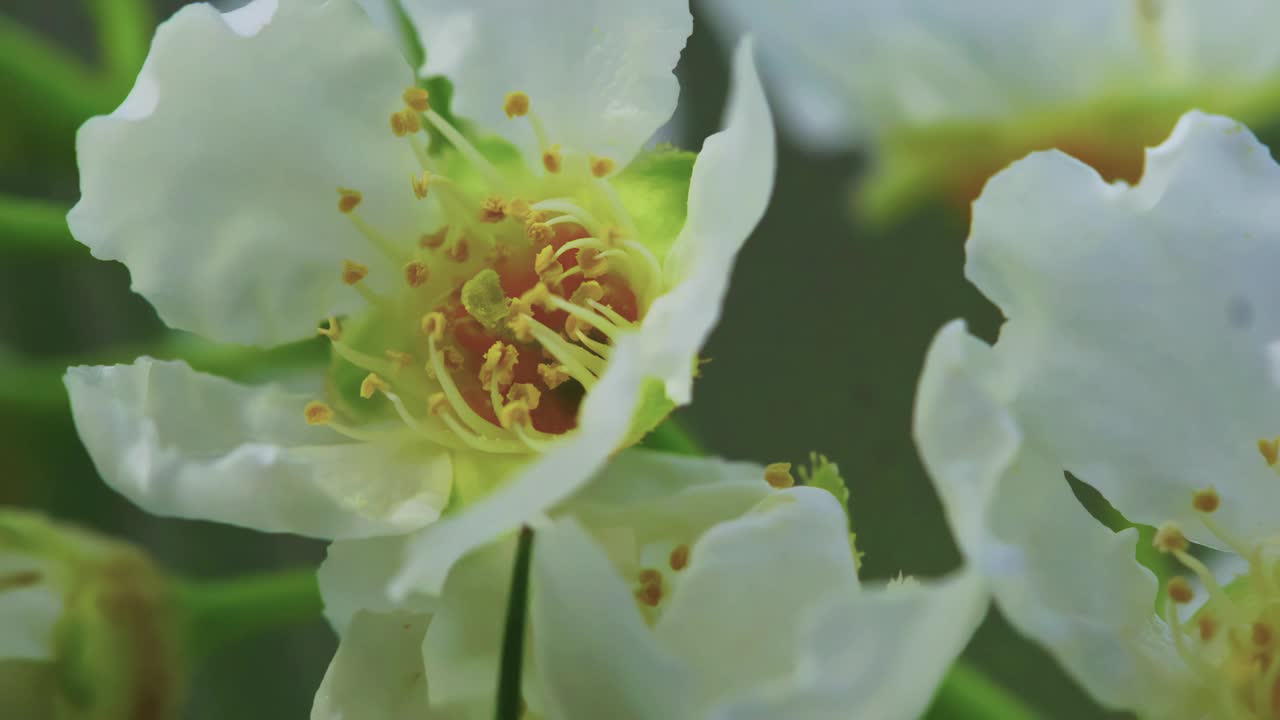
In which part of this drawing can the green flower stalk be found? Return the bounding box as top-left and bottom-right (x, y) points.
(61, 0), (775, 595)
(702, 0), (1280, 222)
(0, 511), (184, 720)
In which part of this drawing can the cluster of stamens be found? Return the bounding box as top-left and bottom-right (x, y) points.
(1155, 447), (1280, 718)
(633, 542), (692, 620)
(303, 87), (663, 455)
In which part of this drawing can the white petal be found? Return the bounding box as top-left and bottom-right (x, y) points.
(420, 539), (514, 715)
(388, 332), (651, 598)
(566, 449), (772, 542)
(70, 0), (428, 347)
(644, 38), (775, 405)
(311, 610), (432, 720)
(1151, 0), (1280, 86)
(653, 487), (858, 713)
(968, 111), (1280, 546)
(914, 321), (1198, 717)
(531, 518), (692, 720)
(403, 0), (690, 168)
(700, 0), (1141, 144)
(713, 569), (987, 720)
(318, 535), (437, 634)
(65, 359), (450, 539)
(0, 553), (61, 661)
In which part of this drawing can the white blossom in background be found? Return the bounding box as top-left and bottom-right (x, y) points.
(62, 0), (774, 594)
(702, 0), (1280, 220)
(915, 111), (1280, 718)
(312, 452), (985, 720)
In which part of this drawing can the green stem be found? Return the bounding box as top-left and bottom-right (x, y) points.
(178, 568), (324, 661)
(927, 661), (1040, 720)
(0, 333), (327, 415)
(0, 14), (114, 127)
(494, 526), (534, 720)
(83, 0), (152, 91)
(0, 195), (80, 256)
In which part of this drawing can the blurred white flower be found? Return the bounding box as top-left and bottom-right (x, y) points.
(62, 0), (775, 593)
(313, 452), (985, 720)
(915, 110), (1280, 718)
(703, 0), (1280, 220)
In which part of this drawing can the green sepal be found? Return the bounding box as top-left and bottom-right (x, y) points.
(613, 145), (696, 261)
(797, 453), (862, 571)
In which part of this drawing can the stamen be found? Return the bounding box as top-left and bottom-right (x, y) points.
(420, 228), (449, 249)
(480, 197), (507, 223)
(341, 259), (369, 285)
(304, 401), (334, 425)
(522, 315), (602, 386)
(404, 261), (430, 288)
(427, 335), (508, 436)
(479, 341), (519, 391)
(421, 312), (447, 341)
(403, 86), (431, 113)
(503, 91), (530, 118)
(507, 383), (542, 410)
(423, 109), (504, 190)
(360, 372), (391, 399)
(543, 145), (562, 174)
(411, 172), (430, 199)
(1167, 576), (1195, 604)
(509, 313), (535, 343)
(317, 316), (342, 341)
(445, 237), (471, 263)
(589, 155), (616, 178)
(1259, 436), (1280, 467)
(507, 198), (532, 221)
(533, 199), (606, 238)
(1152, 522), (1190, 554)
(574, 329), (613, 360)
(765, 462), (795, 489)
(384, 350), (414, 372)
(499, 401), (532, 430)
(669, 545), (690, 571)
(337, 188), (363, 214)
(347, 211), (409, 264)
(577, 247), (609, 277)
(587, 300), (634, 329)
(527, 221), (554, 245)
(538, 363), (570, 389)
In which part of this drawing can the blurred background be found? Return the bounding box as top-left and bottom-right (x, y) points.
(0, 1), (1146, 717)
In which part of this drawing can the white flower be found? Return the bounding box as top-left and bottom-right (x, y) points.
(312, 452), (986, 720)
(63, 0), (774, 593)
(702, 0), (1280, 219)
(915, 111), (1280, 718)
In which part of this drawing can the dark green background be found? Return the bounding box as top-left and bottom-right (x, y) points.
(2, 1), (1128, 717)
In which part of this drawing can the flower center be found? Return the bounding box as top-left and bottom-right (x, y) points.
(1156, 472), (1280, 718)
(303, 88), (662, 454)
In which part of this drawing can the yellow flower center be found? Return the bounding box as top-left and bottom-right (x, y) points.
(305, 88), (664, 454)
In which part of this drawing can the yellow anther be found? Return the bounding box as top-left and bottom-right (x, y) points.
(411, 172), (430, 199)
(638, 568), (662, 587)
(507, 295), (533, 320)
(445, 238), (471, 263)
(635, 582), (663, 607)
(1152, 522), (1189, 554)
(1167, 576), (1195, 604)
(1192, 487), (1221, 514)
(537, 363), (570, 389)
(420, 228), (448, 249)
(404, 261), (430, 288)
(1198, 615), (1219, 641)
(669, 545), (690, 571)
(577, 247), (609, 278)
(390, 110), (411, 137)
(569, 281), (604, 306)
(403, 86), (431, 112)
(509, 313), (535, 343)
(479, 197), (507, 224)
(443, 347), (464, 370)
(303, 401), (334, 426)
(427, 392), (449, 416)
(1260, 437), (1280, 466)
(534, 245), (559, 275)
(341, 259), (369, 285)
(589, 155), (616, 178)
(564, 315), (590, 340)
(507, 198), (531, 221)
(337, 188), (362, 214)
(360, 373), (390, 399)
(317, 316), (342, 341)
(420, 311), (448, 341)
(508, 383), (542, 411)
(765, 462), (795, 489)
(1254, 622), (1275, 648)
(605, 226), (627, 246)
(522, 283), (553, 309)
(499, 401), (533, 429)
(480, 342), (519, 390)
(503, 91), (530, 118)
(542, 145), (562, 174)
(527, 222), (554, 246)
(385, 350), (414, 371)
